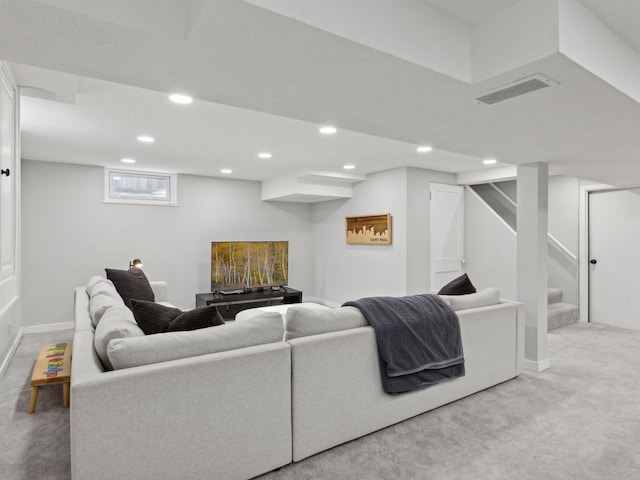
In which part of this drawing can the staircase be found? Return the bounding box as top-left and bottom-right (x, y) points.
(468, 182), (580, 330)
(548, 287), (578, 330)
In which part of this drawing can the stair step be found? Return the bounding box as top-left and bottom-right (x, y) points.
(547, 287), (563, 305)
(548, 302), (578, 331)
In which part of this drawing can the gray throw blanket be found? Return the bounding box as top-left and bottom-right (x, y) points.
(343, 294), (464, 394)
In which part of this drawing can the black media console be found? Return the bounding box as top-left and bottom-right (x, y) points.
(195, 287), (302, 320)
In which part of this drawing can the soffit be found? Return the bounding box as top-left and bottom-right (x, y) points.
(581, 0), (640, 54)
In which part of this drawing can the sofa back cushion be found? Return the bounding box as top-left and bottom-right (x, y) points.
(94, 306), (145, 370)
(439, 287), (500, 311)
(284, 305), (368, 341)
(87, 278), (126, 328)
(107, 311), (284, 370)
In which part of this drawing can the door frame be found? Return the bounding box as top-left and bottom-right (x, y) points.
(578, 183), (640, 324)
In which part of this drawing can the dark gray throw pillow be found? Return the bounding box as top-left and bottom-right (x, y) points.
(437, 273), (477, 296)
(130, 299), (183, 334)
(130, 299), (225, 335)
(166, 305), (225, 332)
(105, 268), (155, 308)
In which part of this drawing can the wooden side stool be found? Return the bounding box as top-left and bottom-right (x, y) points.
(28, 342), (72, 414)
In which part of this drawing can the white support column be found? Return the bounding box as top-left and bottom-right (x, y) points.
(517, 163), (550, 372)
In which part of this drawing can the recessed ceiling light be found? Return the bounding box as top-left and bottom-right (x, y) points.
(483, 158), (498, 165)
(121, 158), (136, 164)
(319, 126), (337, 134)
(169, 93), (193, 104)
(220, 168), (232, 174)
(343, 164), (356, 170)
(258, 152), (272, 159)
(137, 135), (155, 143)
(416, 146), (433, 153)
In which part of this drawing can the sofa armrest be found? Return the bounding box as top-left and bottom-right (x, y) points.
(74, 287), (94, 332)
(70, 342), (292, 480)
(149, 281), (168, 303)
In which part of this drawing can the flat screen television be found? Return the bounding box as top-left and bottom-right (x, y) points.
(211, 241), (289, 292)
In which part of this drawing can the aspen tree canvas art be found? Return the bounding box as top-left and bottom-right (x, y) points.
(211, 241), (288, 291)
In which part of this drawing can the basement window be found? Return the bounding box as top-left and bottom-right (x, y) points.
(104, 169), (178, 206)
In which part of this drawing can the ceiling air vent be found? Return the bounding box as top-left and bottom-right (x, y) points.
(474, 74), (557, 105)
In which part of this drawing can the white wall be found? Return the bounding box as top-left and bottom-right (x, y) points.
(464, 188), (517, 300)
(25, 159), (536, 328)
(21, 160), (313, 326)
(310, 167), (455, 305)
(547, 175), (580, 305)
(310, 168), (408, 305)
(548, 175), (579, 254)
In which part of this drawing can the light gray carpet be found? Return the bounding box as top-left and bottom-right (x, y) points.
(2, 324), (639, 480)
(0, 330), (73, 480)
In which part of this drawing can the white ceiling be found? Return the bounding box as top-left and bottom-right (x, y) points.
(3, 0), (640, 186)
(17, 67), (484, 181)
(419, 0), (518, 26)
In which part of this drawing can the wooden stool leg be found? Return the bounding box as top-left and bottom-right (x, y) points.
(28, 386), (40, 414)
(63, 382), (70, 408)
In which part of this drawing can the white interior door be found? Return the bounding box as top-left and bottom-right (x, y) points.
(588, 188), (640, 329)
(0, 69), (16, 283)
(430, 183), (464, 290)
(0, 62), (18, 364)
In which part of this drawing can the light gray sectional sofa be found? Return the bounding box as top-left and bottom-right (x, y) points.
(71, 277), (524, 480)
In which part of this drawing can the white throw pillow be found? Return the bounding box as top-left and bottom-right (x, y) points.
(284, 305), (368, 341)
(235, 302), (331, 323)
(439, 287), (500, 311)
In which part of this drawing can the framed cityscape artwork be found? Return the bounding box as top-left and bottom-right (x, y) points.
(345, 213), (392, 245)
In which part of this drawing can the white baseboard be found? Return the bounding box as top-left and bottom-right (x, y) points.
(0, 322), (74, 379)
(524, 357), (551, 372)
(22, 321), (74, 334)
(0, 327), (23, 380)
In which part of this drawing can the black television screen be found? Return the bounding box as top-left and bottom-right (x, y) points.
(211, 241), (289, 292)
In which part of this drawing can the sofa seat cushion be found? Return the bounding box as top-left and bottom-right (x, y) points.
(440, 287), (500, 311)
(284, 305), (368, 341)
(94, 306), (145, 370)
(107, 311), (284, 370)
